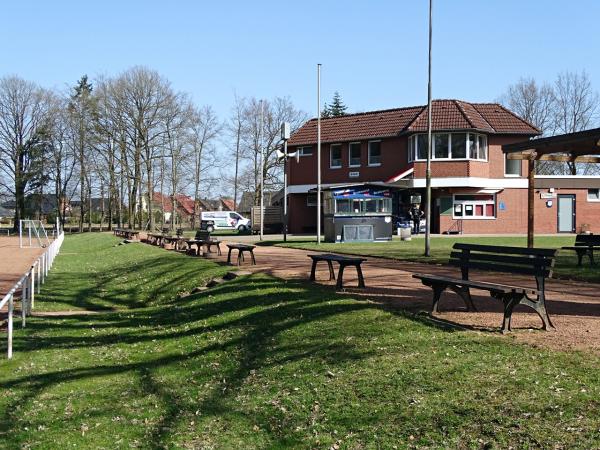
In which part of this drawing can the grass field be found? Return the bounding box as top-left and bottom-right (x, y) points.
(0, 234), (599, 448)
(270, 235), (600, 283)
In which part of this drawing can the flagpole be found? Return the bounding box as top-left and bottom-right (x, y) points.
(424, 0), (433, 257)
(317, 63), (322, 244)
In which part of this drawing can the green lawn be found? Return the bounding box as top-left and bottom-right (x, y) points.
(1, 234), (599, 448)
(271, 235), (600, 282)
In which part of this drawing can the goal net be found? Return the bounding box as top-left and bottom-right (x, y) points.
(19, 220), (51, 248)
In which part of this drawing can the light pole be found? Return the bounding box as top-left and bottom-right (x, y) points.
(424, 0), (433, 257)
(317, 63), (322, 244)
(281, 122), (290, 242)
(259, 99), (264, 241)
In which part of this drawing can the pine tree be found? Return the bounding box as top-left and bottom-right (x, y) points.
(321, 102), (331, 118)
(329, 91), (347, 116)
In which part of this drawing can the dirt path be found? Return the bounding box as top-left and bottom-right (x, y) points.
(209, 238), (600, 355)
(0, 236), (45, 299)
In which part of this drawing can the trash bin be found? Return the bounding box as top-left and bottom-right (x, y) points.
(397, 222), (412, 241)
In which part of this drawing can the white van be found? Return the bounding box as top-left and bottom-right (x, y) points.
(201, 211), (251, 232)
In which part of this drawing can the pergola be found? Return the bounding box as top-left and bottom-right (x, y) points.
(502, 127), (600, 247)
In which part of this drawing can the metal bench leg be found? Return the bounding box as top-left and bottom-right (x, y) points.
(520, 294), (555, 331)
(310, 260), (318, 281)
(327, 261), (335, 280)
(577, 250), (584, 267)
(237, 251), (242, 266)
(431, 284), (446, 313)
(250, 250), (256, 265)
(590, 250), (595, 266)
(217, 244), (222, 256)
(336, 264), (345, 290)
(501, 295), (520, 333)
(356, 264), (365, 288)
(449, 286), (477, 311)
(227, 248), (233, 264)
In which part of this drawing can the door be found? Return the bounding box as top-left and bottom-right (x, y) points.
(557, 194), (576, 233)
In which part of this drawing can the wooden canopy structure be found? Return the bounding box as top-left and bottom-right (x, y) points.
(502, 127), (600, 247)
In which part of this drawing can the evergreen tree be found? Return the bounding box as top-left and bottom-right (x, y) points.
(321, 102), (331, 118)
(329, 91), (347, 116)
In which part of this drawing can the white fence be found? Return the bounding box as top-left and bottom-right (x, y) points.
(1, 231), (65, 359)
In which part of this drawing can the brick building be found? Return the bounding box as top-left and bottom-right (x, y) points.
(286, 99), (600, 234)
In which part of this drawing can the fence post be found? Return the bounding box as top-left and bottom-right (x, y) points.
(30, 267), (35, 309)
(21, 280), (26, 328)
(7, 294), (13, 359)
(37, 259), (41, 294)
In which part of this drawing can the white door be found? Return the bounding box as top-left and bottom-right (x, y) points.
(557, 195), (575, 233)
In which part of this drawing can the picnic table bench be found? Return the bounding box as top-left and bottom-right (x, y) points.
(561, 234), (600, 266)
(226, 243), (256, 265)
(186, 230), (222, 256)
(413, 243), (557, 333)
(163, 235), (185, 250)
(114, 228), (139, 240)
(309, 254), (367, 289)
(146, 233), (165, 246)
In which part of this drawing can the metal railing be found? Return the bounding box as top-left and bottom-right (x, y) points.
(1, 231), (64, 359)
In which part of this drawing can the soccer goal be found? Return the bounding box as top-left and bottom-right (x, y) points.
(19, 220), (51, 248)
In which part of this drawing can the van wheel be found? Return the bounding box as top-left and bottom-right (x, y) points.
(206, 225), (215, 233)
(237, 225), (247, 232)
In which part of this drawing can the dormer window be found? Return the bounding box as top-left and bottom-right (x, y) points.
(408, 132), (488, 162)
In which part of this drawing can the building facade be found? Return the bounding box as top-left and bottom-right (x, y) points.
(286, 99), (600, 235)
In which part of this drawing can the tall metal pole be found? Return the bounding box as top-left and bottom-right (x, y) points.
(259, 100), (264, 241)
(317, 63), (322, 244)
(283, 139), (288, 242)
(424, 0), (433, 257)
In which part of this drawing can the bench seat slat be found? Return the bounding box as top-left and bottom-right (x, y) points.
(413, 273), (538, 295)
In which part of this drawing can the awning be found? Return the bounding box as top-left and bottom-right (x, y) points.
(385, 167), (414, 183)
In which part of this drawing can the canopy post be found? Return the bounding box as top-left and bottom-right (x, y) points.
(527, 153), (537, 248)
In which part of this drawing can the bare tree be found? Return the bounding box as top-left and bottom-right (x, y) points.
(499, 77), (555, 135)
(0, 76), (52, 230)
(188, 105), (221, 228)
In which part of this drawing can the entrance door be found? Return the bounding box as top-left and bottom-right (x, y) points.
(557, 194), (576, 233)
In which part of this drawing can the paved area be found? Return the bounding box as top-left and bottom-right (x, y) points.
(0, 236), (45, 299)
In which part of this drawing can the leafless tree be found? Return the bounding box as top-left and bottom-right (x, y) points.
(0, 76), (53, 230)
(499, 77), (555, 135)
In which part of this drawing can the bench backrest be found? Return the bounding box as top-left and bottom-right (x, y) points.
(450, 243), (557, 289)
(194, 230), (211, 241)
(574, 234), (600, 246)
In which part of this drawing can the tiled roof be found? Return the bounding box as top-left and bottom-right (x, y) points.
(288, 100), (540, 146)
(152, 192), (195, 215)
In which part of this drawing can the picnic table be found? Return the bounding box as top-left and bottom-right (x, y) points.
(146, 233), (165, 246)
(308, 254), (367, 289)
(561, 234), (600, 266)
(413, 243), (557, 333)
(226, 243), (256, 265)
(185, 230), (222, 256)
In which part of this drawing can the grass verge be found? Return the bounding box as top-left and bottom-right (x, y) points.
(0, 234), (598, 448)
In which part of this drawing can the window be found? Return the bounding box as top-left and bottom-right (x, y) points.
(368, 141), (381, 166)
(330, 144), (342, 168)
(409, 132), (488, 161)
(434, 134), (449, 159)
(298, 146), (313, 156)
(349, 142), (361, 167)
(307, 194), (317, 206)
(588, 189), (600, 202)
(505, 154), (522, 176)
(453, 194), (496, 219)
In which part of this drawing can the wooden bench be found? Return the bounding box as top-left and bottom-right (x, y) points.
(163, 235), (185, 250)
(186, 231), (222, 256)
(561, 234), (600, 266)
(146, 233), (165, 246)
(413, 243), (557, 333)
(226, 243), (256, 265)
(309, 254), (367, 290)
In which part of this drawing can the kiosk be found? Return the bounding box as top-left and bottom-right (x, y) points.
(321, 184), (394, 243)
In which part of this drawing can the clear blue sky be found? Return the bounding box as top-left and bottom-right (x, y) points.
(1, 0), (599, 121)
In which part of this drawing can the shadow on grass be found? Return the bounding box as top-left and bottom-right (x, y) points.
(4, 274), (427, 447)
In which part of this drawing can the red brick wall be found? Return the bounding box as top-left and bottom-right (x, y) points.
(288, 137), (408, 185)
(288, 194), (319, 233)
(439, 188), (600, 234)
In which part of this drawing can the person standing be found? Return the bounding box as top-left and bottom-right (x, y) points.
(410, 204), (424, 234)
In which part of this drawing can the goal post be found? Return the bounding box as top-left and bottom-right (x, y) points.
(19, 220), (50, 248)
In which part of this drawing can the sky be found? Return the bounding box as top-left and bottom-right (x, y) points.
(1, 0), (599, 123)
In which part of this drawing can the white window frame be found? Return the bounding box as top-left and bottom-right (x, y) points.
(298, 146), (313, 157)
(587, 189), (600, 202)
(368, 140), (382, 167)
(452, 194), (497, 220)
(330, 143), (342, 169)
(408, 132), (489, 162)
(349, 142), (361, 167)
(504, 153), (522, 177)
